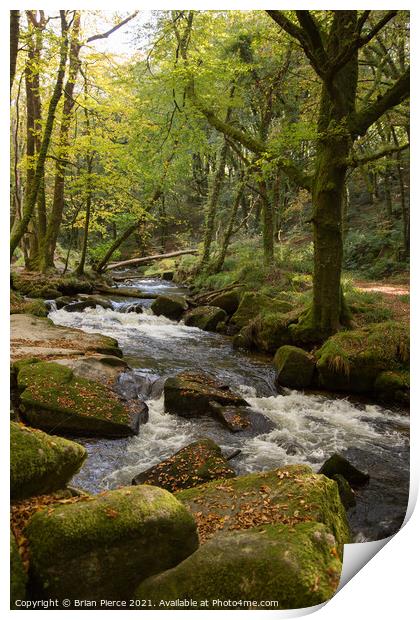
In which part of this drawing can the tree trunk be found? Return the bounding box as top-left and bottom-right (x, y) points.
(260, 180), (275, 265)
(75, 153), (93, 276)
(212, 182), (244, 273)
(41, 12), (81, 272)
(10, 11), (69, 258)
(10, 11), (20, 92)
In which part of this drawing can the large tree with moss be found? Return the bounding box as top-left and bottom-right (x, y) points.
(177, 10), (409, 340)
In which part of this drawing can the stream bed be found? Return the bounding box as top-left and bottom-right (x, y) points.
(49, 277), (410, 542)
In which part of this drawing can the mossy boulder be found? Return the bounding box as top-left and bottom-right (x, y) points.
(62, 295), (113, 312)
(319, 454), (370, 487)
(134, 522), (342, 609)
(274, 345), (315, 389)
(235, 312), (294, 353)
(176, 465), (350, 553)
(332, 474), (356, 509)
(184, 305), (227, 331)
(11, 272), (93, 299)
(230, 292), (293, 330)
(10, 422), (86, 500)
(316, 322), (409, 395)
(208, 289), (241, 315)
(151, 294), (188, 320)
(10, 291), (47, 317)
(17, 361), (143, 437)
(374, 370), (409, 405)
(10, 530), (27, 607)
(132, 439), (235, 491)
(164, 371), (249, 419)
(25, 485), (199, 602)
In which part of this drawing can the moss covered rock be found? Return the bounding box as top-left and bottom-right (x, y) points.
(176, 465), (350, 552)
(151, 295), (188, 320)
(236, 312), (294, 353)
(374, 370), (409, 405)
(10, 530), (27, 608)
(230, 292), (293, 330)
(25, 485), (199, 602)
(10, 291), (47, 317)
(208, 289), (241, 315)
(134, 521), (342, 609)
(316, 321), (409, 395)
(17, 362), (142, 437)
(319, 454), (369, 487)
(184, 305), (227, 331)
(332, 474), (356, 509)
(164, 371), (249, 419)
(132, 439), (235, 491)
(62, 295), (113, 312)
(274, 345), (315, 389)
(12, 271), (93, 299)
(10, 422), (86, 500)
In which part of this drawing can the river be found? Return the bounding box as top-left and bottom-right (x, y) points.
(48, 277), (410, 542)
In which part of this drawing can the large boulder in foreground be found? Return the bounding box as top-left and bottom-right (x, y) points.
(184, 305), (227, 331)
(176, 465), (350, 552)
(132, 439), (235, 492)
(10, 531), (27, 608)
(164, 371), (249, 419)
(134, 522), (342, 609)
(274, 345), (315, 389)
(10, 314), (122, 362)
(316, 321), (409, 395)
(151, 295), (188, 320)
(16, 361), (144, 437)
(10, 422), (86, 500)
(25, 485), (199, 602)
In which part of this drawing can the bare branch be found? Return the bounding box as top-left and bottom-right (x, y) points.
(86, 11), (139, 43)
(347, 142), (409, 167)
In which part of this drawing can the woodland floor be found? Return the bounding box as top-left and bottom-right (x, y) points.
(354, 278), (410, 323)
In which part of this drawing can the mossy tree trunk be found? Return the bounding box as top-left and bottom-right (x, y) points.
(10, 11), (20, 92)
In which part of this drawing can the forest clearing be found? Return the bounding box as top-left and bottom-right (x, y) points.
(10, 10), (409, 610)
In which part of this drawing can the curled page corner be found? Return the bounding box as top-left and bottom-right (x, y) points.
(337, 536), (391, 592)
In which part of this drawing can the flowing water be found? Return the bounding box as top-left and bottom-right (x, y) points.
(49, 278), (410, 542)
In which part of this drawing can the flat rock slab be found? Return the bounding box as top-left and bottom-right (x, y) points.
(11, 315), (122, 362)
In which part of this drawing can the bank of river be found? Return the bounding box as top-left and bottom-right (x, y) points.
(49, 277), (410, 542)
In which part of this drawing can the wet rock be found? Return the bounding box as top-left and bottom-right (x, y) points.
(208, 289), (241, 316)
(54, 296), (77, 309)
(10, 422), (87, 500)
(25, 485), (199, 603)
(55, 354), (128, 385)
(319, 453), (370, 487)
(11, 314), (122, 361)
(16, 361), (144, 438)
(10, 530), (27, 607)
(164, 371), (249, 419)
(62, 295), (113, 312)
(333, 474), (356, 509)
(225, 448), (242, 461)
(134, 522), (342, 609)
(132, 439), (235, 492)
(208, 401), (275, 435)
(151, 294), (188, 320)
(176, 465), (350, 552)
(184, 305), (227, 331)
(274, 345), (315, 389)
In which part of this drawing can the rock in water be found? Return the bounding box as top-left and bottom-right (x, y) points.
(151, 295), (188, 320)
(274, 345), (315, 389)
(25, 485), (199, 603)
(132, 439), (235, 491)
(134, 522), (342, 609)
(208, 401), (275, 434)
(319, 453), (370, 487)
(208, 289), (241, 315)
(62, 295), (113, 312)
(10, 422), (86, 500)
(176, 464), (350, 552)
(183, 306), (227, 331)
(164, 371), (249, 418)
(333, 474), (356, 509)
(16, 361), (144, 438)
(10, 530), (27, 607)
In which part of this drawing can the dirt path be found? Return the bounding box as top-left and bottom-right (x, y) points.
(353, 279), (410, 323)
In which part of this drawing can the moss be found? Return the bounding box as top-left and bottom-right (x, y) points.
(274, 345), (315, 389)
(230, 292), (294, 330)
(332, 475), (356, 509)
(10, 422), (87, 500)
(151, 295), (188, 320)
(176, 465), (350, 553)
(10, 530), (27, 608)
(132, 439), (235, 491)
(208, 289), (240, 315)
(11, 291), (48, 317)
(316, 321), (409, 394)
(374, 370), (409, 405)
(17, 362), (138, 437)
(184, 306), (227, 331)
(25, 485), (199, 602)
(134, 521), (342, 609)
